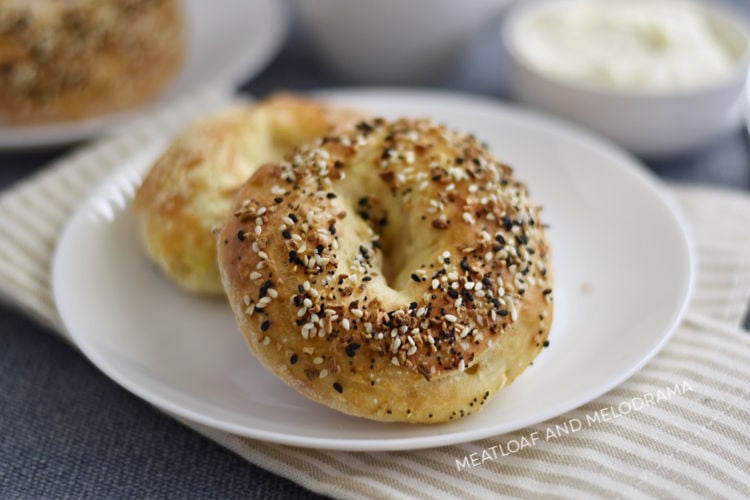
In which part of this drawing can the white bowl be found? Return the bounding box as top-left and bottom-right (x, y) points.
(297, 0), (513, 83)
(502, 0), (750, 158)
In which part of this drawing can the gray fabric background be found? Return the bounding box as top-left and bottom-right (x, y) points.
(2, 3), (750, 498)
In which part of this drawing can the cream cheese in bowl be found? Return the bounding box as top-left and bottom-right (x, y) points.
(503, 0), (750, 157)
(512, 0), (743, 93)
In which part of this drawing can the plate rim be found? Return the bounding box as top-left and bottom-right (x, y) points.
(52, 87), (695, 451)
(0, 0), (289, 150)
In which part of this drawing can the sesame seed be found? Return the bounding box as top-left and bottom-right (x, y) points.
(249, 271), (262, 280)
(444, 314), (458, 323)
(508, 299), (518, 321)
(342, 318), (350, 330)
(262, 336), (270, 346)
(319, 369), (329, 379)
(391, 337), (401, 353)
(391, 357), (400, 366)
(351, 308), (364, 318)
(313, 357), (323, 365)
(407, 345), (418, 356)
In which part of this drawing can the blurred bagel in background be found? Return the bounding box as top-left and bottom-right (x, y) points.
(0, 0), (186, 125)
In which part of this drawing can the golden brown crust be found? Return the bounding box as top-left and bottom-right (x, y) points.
(0, 0), (185, 124)
(132, 94), (367, 293)
(218, 117), (554, 423)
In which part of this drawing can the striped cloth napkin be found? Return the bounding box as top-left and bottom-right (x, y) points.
(1, 88), (749, 499)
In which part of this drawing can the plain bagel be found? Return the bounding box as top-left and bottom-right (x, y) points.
(218, 117), (553, 423)
(133, 94), (366, 293)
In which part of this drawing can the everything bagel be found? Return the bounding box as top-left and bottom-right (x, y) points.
(218, 117), (553, 423)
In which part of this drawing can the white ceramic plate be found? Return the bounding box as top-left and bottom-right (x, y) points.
(53, 89), (694, 451)
(0, 0), (287, 150)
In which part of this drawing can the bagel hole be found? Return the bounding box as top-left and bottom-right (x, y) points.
(377, 218), (415, 290)
(342, 183), (421, 291)
(380, 228), (400, 287)
(352, 200), (408, 288)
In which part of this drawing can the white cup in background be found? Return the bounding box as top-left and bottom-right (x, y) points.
(297, 0), (513, 83)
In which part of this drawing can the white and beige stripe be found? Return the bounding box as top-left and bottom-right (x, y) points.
(1, 89), (749, 499)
